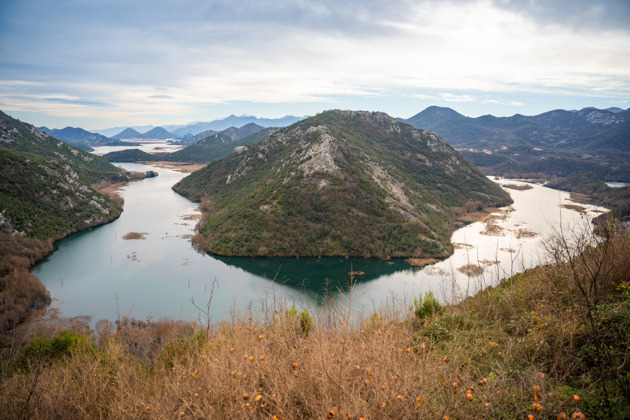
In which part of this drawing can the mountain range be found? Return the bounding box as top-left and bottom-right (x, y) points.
(173, 110), (512, 258)
(102, 124), (277, 164)
(93, 114), (306, 138)
(112, 126), (176, 140)
(402, 106), (630, 181)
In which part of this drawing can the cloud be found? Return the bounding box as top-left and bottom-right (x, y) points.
(1, 0), (629, 126)
(440, 93), (477, 103)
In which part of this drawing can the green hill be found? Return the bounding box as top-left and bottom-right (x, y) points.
(0, 110), (130, 331)
(174, 110), (512, 258)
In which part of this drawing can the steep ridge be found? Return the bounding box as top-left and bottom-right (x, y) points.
(0, 110), (131, 331)
(174, 110), (512, 258)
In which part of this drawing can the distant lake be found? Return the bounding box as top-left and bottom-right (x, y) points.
(32, 147), (608, 326)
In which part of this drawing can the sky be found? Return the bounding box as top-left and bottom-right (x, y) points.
(1, 0), (629, 130)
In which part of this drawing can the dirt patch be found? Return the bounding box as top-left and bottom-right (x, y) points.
(453, 242), (474, 250)
(500, 247), (517, 253)
(122, 232), (148, 240)
(561, 204), (588, 213)
(568, 192), (590, 204)
(515, 228), (538, 239)
(180, 214), (201, 221)
(501, 183), (533, 191)
(406, 258), (439, 267)
(424, 266), (449, 276)
(147, 161), (206, 173)
(458, 264), (485, 277)
(480, 207), (514, 236)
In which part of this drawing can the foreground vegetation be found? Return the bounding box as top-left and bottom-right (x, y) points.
(2, 223), (629, 419)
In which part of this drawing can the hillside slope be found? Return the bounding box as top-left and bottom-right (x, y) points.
(404, 106), (630, 180)
(174, 110), (512, 258)
(0, 110), (130, 331)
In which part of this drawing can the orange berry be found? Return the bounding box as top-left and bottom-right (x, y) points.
(527, 416), (535, 420)
(406, 348), (412, 353)
(292, 362), (299, 369)
(254, 395), (261, 402)
(242, 393), (250, 400)
(557, 412), (567, 420)
(466, 392), (473, 401)
(533, 403), (543, 412)
(396, 395), (404, 401)
(443, 356), (449, 363)
(484, 402), (490, 408)
(420, 343), (426, 350)
(327, 410), (336, 418)
(572, 395), (580, 402)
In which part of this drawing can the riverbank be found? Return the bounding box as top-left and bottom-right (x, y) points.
(3, 225), (628, 419)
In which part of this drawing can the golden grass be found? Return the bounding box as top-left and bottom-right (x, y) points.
(1, 226), (629, 419)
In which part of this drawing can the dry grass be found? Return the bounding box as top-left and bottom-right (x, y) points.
(2, 226), (629, 419)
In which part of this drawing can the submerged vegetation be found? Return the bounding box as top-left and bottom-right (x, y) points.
(2, 222), (629, 419)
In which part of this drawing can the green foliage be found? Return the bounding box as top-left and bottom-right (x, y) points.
(286, 306), (313, 336)
(12, 330), (94, 372)
(156, 331), (207, 368)
(174, 110), (512, 258)
(412, 291), (444, 320)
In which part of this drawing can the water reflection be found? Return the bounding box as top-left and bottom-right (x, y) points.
(213, 256), (414, 299)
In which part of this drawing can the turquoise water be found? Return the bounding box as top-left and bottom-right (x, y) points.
(33, 163), (607, 325)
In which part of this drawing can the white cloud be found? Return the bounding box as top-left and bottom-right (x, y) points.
(1, 0), (629, 126)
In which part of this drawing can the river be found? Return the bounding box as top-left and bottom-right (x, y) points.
(32, 161), (607, 326)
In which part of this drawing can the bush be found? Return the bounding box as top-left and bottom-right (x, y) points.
(412, 291), (444, 321)
(286, 306), (313, 336)
(11, 330), (93, 372)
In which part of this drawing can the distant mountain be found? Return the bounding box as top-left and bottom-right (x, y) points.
(221, 123), (265, 140)
(39, 126), (112, 146)
(171, 115), (306, 137)
(181, 123), (266, 146)
(167, 127), (278, 163)
(103, 127), (278, 164)
(173, 110), (512, 258)
(141, 126), (176, 139)
(113, 128), (144, 139)
(403, 106), (630, 181)
(181, 129), (217, 145)
(93, 125), (156, 137)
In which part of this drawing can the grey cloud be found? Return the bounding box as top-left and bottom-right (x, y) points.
(490, 0), (630, 30)
(44, 97), (108, 106)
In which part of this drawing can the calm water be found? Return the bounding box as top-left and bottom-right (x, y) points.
(33, 161), (607, 325)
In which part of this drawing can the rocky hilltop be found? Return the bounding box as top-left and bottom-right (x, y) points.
(174, 110), (512, 258)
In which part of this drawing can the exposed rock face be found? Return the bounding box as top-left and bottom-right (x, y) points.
(174, 110), (512, 258)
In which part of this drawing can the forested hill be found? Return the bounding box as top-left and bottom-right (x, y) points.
(0, 110), (133, 332)
(174, 110), (512, 258)
(0, 110), (127, 239)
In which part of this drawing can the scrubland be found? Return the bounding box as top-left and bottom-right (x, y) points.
(1, 223), (629, 419)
